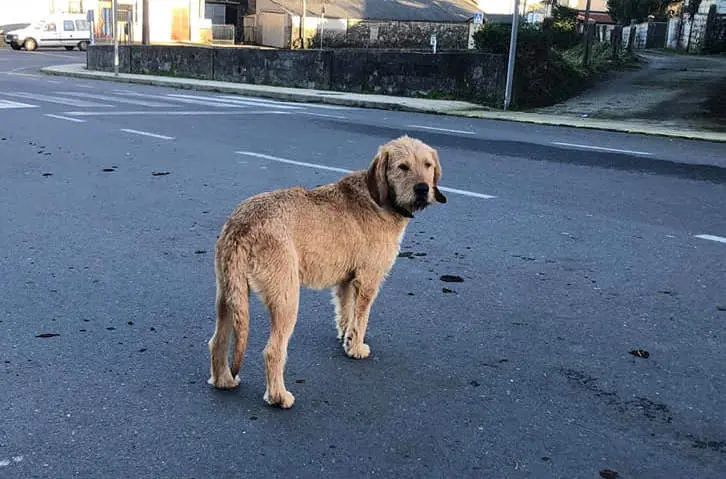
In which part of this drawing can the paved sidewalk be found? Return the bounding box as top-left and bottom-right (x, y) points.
(42, 63), (726, 143)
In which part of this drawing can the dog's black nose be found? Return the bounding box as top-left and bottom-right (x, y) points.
(413, 183), (429, 196)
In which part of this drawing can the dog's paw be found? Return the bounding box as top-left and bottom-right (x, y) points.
(345, 342), (371, 359)
(263, 389), (295, 409)
(208, 372), (241, 390)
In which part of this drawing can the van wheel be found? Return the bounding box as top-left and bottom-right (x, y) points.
(23, 38), (37, 51)
(78, 41), (89, 51)
(65, 46), (75, 51)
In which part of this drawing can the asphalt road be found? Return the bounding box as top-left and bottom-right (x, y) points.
(1, 48), (725, 478)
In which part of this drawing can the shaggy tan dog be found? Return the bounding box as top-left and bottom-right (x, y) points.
(207, 136), (447, 408)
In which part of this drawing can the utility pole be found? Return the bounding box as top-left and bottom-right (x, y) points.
(582, 0), (593, 66)
(142, 0), (150, 44)
(300, 0), (307, 49)
(503, 0), (520, 110)
(113, 0), (119, 76)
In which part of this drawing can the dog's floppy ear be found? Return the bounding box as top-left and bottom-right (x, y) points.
(366, 146), (390, 207)
(431, 149), (447, 204)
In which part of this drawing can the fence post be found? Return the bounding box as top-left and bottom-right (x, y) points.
(611, 25), (622, 58)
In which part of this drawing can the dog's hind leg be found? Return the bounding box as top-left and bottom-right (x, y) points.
(332, 280), (355, 342)
(261, 263), (300, 409)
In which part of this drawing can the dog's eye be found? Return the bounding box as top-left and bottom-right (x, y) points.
(398, 164), (410, 171)
(424, 162), (433, 168)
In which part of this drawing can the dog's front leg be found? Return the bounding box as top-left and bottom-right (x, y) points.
(344, 275), (381, 359)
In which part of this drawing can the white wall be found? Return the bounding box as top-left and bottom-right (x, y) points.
(0, 0), (54, 24)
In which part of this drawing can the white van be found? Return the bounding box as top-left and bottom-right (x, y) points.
(5, 14), (91, 52)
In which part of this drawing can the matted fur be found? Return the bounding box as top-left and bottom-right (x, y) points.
(207, 136), (447, 408)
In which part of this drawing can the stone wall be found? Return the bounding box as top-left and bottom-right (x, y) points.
(312, 21), (470, 50)
(86, 44), (506, 105)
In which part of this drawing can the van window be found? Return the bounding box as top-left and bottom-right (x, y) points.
(75, 20), (90, 31)
(63, 21), (75, 31)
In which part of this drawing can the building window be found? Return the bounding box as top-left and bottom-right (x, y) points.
(68, 1), (84, 13)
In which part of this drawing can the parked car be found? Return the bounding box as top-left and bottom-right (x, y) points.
(0, 23), (31, 46)
(5, 14), (90, 51)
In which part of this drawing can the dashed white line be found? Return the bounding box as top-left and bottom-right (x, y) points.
(65, 110), (291, 117)
(694, 234), (726, 244)
(121, 128), (175, 140)
(58, 91), (176, 107)
(408, 125), (476, 135)
(553, 141), (652, 156)
(166, 93), (302, 109)
(235, 151), (496, 199)
(44, 114), (86, 123)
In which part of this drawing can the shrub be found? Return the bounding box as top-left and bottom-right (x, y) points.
(473, 21), (585, 108)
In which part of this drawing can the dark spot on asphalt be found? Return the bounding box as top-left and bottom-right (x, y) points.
(498, 359), (509, 363)
(250, 416), (258, 420)
(469, 380), (480, 387)
(127, 321), (134, 326)
(692, 439), (726, 452)
(202, 210), (209, 214)
(440, 275), (464, 283)
(83, 319), (90, 322)
(4, 360), (10, 364)
(329, 445), (336, 449)
(42, 173), (53, 177)
(102, 168), (116, 172)
(407, 292), (414, 296)
(414, 252), (427, 256)
(194, 250), (207, 254)
(1, 138), (5, 141)
(295, 379), (306, 384)
(513, 255), (536, 261)
(600, 469), (619, 479)
(138, 348), (147, 353)
(658, 290), (676, 295)
(630, 349), (650, 359)
(541, 456), (551, 462)
(106, 327), (116, 331)
(442, 288), (457, 294)
(717, 305), (726, 311)
(152, 171), (170, 176)
(35, 333), (60, 338)
(79, 329), (87, 332)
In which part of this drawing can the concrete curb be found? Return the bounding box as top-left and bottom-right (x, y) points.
(41, 64), (726, 143)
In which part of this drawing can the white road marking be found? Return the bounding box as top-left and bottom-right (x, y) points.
(235, 151), (496, 199)
(44, 114), (86, 123)
(553, 141), (652, 156)
(115, 91), (244, 108)
(166, 93), (302, 110)
(300, 112), (347, 119)
(217, 95), (350, 110)
(121, 128), (175, 140)
(0, 99), (38, 109)
(0, 92), (111, 107)
(57, 91), (176, 107)
(65, 110), (291, 117)
(408, 125), (476, 135)
(694, 234), (726, 244)
(0, 459), (9, 467)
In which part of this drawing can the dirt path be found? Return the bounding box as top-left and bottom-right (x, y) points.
(533, 51), (726, 132)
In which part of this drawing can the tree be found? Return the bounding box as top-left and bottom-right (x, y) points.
(607, 0), (672, 24)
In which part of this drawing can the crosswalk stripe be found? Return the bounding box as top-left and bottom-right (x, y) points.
(165, 93), (302, 110)
(0, 99), (38, 109)
(0, 92), (112, 108)
(112, 90), (245, 108)
(55, 91), (177, 107)
(217, 95), (350, 110)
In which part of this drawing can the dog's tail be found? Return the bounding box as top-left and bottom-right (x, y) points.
(223, 245), (251, 379)
(210, 237), (251, 381)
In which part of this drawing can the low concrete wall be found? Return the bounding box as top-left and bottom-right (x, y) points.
(87, 44), (506, 104)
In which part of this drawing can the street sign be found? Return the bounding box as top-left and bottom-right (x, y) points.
(86, 9), (94, 22)
(473, 12), (483, 25)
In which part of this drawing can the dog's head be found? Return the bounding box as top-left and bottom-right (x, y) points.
(366, 136), (447, 218)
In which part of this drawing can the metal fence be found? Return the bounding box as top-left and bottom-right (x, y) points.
(212, 24), (235, 44)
